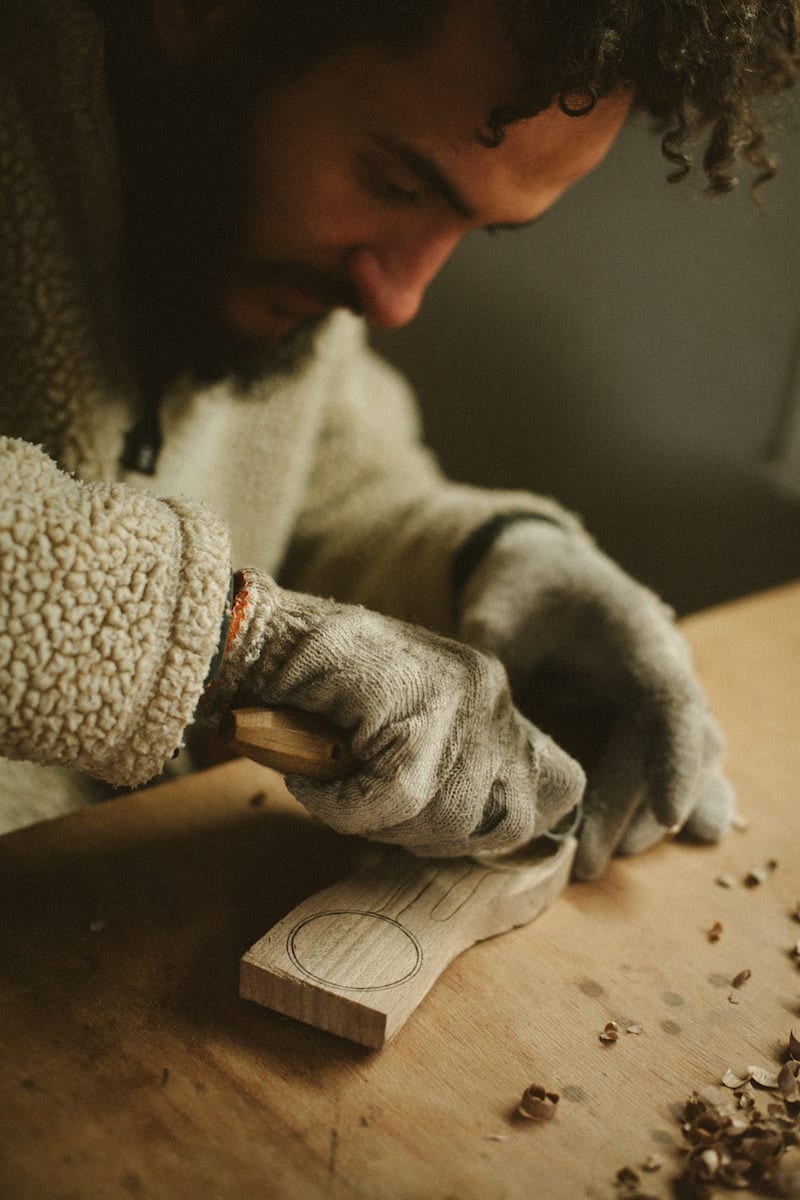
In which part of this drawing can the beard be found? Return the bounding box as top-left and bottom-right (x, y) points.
(106, 22), (327, 398)
(189, 314), (325, 390)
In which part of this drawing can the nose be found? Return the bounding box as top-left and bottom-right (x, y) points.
(345, 229), (462, 329)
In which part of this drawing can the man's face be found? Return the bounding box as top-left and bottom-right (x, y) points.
(149, 1), (631, 377)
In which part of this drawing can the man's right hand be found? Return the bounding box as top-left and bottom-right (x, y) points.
(204, 570), (584, 857)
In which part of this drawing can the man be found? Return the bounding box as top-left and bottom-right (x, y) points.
(1, 1), (796, 873)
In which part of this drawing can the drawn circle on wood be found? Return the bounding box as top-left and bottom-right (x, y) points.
(287, 910), (423, 991)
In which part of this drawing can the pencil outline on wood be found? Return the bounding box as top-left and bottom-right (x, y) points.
(288, 910), (424, 990)
(285, 862), (496, 990)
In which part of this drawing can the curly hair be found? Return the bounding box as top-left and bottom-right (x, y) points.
(246, 0), (800, 192)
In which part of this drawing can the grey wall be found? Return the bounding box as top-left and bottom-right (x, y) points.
(371, 102), (800, 614)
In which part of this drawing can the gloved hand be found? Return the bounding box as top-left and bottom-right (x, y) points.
(457, 520), (735, 879)
(203, 569), (584, 856)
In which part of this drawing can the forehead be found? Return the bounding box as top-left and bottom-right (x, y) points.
(280, 0), (631, 217)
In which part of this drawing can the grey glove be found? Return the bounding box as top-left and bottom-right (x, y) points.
(204, 569), (584, 856)
(457, 521), (735, 879)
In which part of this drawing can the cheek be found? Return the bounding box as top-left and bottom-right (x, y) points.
(237, 137), (373, 257)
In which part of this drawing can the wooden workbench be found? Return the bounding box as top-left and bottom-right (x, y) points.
(1, 585), (798, 1200)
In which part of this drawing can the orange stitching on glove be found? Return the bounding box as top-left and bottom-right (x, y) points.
(225, 570), (252, 654)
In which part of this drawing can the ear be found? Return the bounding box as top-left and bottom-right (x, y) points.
(150, 0), (253, 64)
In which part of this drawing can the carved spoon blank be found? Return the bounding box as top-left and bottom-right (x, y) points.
(240, 835), (576, 1049)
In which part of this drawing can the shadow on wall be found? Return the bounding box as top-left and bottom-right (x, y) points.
(371, 104), (800, 615)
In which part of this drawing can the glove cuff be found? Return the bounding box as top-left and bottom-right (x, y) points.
(452, 511), (570, 601)
(200, 568), (281, 712)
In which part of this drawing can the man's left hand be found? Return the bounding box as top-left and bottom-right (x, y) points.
(458, 520), (735, 879)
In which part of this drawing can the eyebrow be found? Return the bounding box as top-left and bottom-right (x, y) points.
(370, 132), (478, 220)
(369, 132), (547, 234)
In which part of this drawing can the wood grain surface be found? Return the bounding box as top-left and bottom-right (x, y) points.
(1, 584), (799, 1200)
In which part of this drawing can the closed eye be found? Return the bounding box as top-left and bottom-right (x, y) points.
(483, 213), (548, 236)
(357, 151), (425, 209)
(377, 178), (425, 208)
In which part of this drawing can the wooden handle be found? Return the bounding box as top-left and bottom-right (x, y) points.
(219, 707), (358, 781)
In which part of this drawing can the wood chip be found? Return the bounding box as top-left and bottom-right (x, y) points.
(516, 1083), (560, 1121)
(745, 859), (778, 886)
(600, 1021), (620, 1044)
(715, 873), (736, 888)
(483, 1132), (508, 1141)
(731, 968), (752, 988)
(789, 1028), (800, 1061)
(748, 1065), (779, 1089)
(778, 1061), (800, 1102)
(626, 1024), (643, 1035)
(707, 920), (723, 942)
(677, 1076), (800, 1196)
(727, 992), (740, 1005)
(690, 1146), (722, 1180)
(722, 1068), (751, 1088)
(640, 1154), (663, 1172)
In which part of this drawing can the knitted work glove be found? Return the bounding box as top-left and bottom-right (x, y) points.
(203, 570), (585, 857)
(457, 521), (735, 879)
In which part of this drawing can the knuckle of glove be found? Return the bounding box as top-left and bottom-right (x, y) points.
(683, 768), (736, 844)
(466, 714), (585, 855)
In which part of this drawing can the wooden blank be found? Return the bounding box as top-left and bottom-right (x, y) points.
(240, 835), (575, 1048)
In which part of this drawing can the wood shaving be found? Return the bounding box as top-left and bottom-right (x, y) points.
(748, 1066), (779, 1089)
(706, 921), (723, 943)
(722, 1068), (752, 1089)
(516, 1083), (560, 1122)
(715, 874), (735, 888)
(483, 1133), (508, 1141)
(600, 1021), (620, 1044)
(778, 1061), (800, 1103)
(612, 1165), (659, 1199)
(626, 1024), (643, 1035)
(744, 860), (777, 887)
(676, 1070), (800, 1197)
(727, 992), (741, 1005)
(731, 969), (752, 988)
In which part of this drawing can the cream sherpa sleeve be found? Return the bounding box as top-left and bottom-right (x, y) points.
(282, 333), (587, 636)
(0, 437), (231, 786)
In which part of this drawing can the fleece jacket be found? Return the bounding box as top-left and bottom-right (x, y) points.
(0, 0), (581, 830)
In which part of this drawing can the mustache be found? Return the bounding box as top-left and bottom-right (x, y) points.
(228, 259), (363, 313)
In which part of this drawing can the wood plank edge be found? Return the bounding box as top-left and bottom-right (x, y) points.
(239, 956), (388, 1050)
